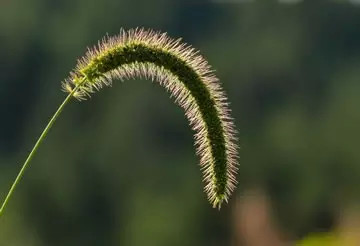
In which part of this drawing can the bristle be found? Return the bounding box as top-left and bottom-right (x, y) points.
(62, 28), (239, 208)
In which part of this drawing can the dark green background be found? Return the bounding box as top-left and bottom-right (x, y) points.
(1, 0), (360, 245)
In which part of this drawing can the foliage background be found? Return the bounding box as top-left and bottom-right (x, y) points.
(1, 0), (360, 245)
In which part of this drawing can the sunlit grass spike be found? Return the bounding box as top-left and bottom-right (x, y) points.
(0, 28), (239, 218)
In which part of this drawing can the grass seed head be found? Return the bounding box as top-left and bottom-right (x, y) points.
(62, 28), (239, 208)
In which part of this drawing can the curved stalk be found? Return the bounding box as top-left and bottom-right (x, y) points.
(0, 85), (80, 218)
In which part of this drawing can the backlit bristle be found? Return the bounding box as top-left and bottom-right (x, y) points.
(62, 28), (239, 208)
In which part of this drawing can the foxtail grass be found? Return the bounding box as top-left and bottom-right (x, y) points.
(0, 28), (239, 218)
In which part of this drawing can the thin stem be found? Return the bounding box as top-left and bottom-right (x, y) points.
(0, 85), (80, 218)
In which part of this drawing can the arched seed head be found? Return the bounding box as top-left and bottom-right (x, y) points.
(62, 28), (239, 208)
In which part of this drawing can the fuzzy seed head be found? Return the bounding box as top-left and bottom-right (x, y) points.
(62, 28), (239, 208)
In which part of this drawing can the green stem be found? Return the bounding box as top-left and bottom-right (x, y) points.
(0, 85), (80, 218)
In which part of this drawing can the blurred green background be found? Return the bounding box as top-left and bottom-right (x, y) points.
(1, 0), (360, 245)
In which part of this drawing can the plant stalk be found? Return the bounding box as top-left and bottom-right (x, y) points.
(0, 86), (79, 218)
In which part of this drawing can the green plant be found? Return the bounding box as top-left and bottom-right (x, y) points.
(0, 28), (238, 217)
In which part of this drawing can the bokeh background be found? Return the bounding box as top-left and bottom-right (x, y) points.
(1, 0), (360, 245)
